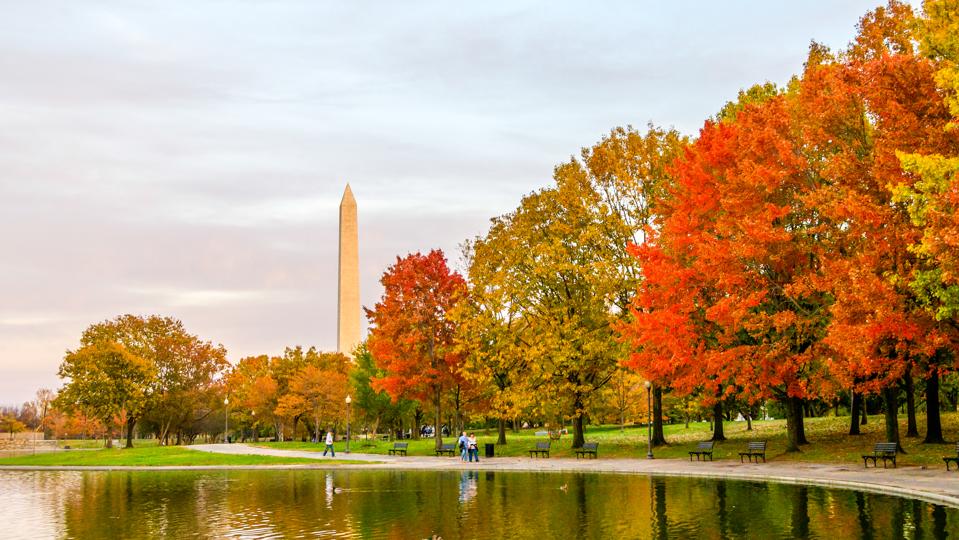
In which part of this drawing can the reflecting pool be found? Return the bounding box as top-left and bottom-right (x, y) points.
(2, 469), (957, 539)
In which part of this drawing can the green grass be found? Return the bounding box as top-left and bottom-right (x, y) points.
(0, 446), (361, 467)
(258, 412), (959, 466)
(51, 438), (160, 450)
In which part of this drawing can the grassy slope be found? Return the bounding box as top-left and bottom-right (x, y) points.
(0, 446), (359, 466)
(258, 412), (959, 466)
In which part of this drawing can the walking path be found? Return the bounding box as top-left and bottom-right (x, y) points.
(187, 443), (959, 507)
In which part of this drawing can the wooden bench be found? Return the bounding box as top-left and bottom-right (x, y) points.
(689, 441), (715, 461)
(944, 443), (959, 471)
(863, 442), (898, 468)
(575, 442), (598, 459)
(738, 441), (767, 463)
(529, 441), (550, 458)
(435, 443), (457, 457)
(388, 442), (408, 456)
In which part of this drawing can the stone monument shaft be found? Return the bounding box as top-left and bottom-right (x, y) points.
(337, 184), (361, 355)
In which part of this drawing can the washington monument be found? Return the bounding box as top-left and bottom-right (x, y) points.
(337, 184), (361, 355)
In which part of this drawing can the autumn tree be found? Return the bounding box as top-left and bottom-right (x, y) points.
(453, 241), (533, 445)
(80, 315), (228, 446)
(465, 160), (642, 448)
(55, 342), (154, 448)
(798, 1), (959, 448)
(624, 89), (838, 452)
(350, 344), (416, 439)
(0, 414), (26, 439)
(582, 125), (688, 446)
(366, 250), (467, 451)
(277, 351), (351, 439)
(893, 0), (959, 444)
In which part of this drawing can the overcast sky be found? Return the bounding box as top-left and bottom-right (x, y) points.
(0, 1), (900, 405)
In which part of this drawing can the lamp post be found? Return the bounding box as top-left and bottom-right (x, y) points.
(250, 409), (256, 442)
(644, 380), (654, 459)
(224, 397), (229, 444)
(345, 395), (352, 454)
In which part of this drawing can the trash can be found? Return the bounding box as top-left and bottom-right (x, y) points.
(485, 443), (495, 458)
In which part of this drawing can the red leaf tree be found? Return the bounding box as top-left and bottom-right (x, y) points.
(366, 249), (467, 450)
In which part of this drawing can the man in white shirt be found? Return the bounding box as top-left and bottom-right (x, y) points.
(323, 429), (335, 457)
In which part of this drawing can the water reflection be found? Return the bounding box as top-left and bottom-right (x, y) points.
(1, 470), (958, 539)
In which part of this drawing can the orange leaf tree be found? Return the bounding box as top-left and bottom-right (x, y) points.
(366, 249), (467, 450)
(624, 94), (832, 451)
(798, 1), (959, 445)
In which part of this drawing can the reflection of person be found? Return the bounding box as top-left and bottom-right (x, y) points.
(459, 471), (478, 503)
(323, 430), (335, 457)
(468, 433), (479, 462)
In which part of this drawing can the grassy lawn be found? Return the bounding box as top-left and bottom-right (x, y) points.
(0, 446), (360, 467)
(258, 412), (959, 466)
(51, 438), (160, 449)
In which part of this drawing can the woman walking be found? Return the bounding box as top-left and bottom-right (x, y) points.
(467, 432), (479, 463)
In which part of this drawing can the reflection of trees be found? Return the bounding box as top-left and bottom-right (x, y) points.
(20, 470), (959, 539)
(856, 492), (874, 540)
(791, 486), (809, 540)
(652, 478), (668, 540)
(717, 482), (728, 539)
(933, 504), (948, 540)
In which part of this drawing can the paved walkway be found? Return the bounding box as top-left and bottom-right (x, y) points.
(187, 443), (959, 507)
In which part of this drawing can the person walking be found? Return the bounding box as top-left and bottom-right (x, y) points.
(467, 432), (479, 463)
(457, 431), (468, 462)
(323, 429), (335, 457)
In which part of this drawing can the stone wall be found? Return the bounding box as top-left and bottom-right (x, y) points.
(0, 433), (55, 451)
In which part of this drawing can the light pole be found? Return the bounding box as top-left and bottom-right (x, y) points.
(644, 380), (654, 459)
(250, 409), (256, 442)
(345, 395), (352, 454)
(224, 397), (230, 444)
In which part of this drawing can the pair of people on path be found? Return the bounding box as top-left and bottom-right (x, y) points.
(457, 431), (479, 462)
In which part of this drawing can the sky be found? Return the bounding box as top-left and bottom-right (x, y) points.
(0, 1), (905, 405)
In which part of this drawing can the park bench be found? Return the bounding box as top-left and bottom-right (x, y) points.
(435, 443), (457, 457)
(529, 441), (551, 458)
(388, 442), (408, 456)
(575, 442), (599, 459)
(689, 441), (715, 461)
(944, 443), (959, 471)
(738, 441), (767, 463)
(863, 442), (898, 468)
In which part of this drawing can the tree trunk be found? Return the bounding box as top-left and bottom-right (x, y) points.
(744, 410), (752, 431)
(796, 398), (808, 444)
(412, 408), (423, 440)
(652, 384), (667, 446)
(905, 369), (919, 438)
(572, 394), (586, 448)
(497, 417), (507, 445)
(785, 396), (808, 452)
(711, 401), (726, 441)
(433, 385), (443, 450)
(125, 416), (136, 449)
(925, 370), (945, 444)
(883, 386), (903, 452)
(849, 392), (862, 435)
(861, 399), (868, 425)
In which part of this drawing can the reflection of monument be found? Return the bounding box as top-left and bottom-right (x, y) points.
(337, 184), (361, 355)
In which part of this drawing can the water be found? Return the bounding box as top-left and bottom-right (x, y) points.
(1, 469), (957, 539)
